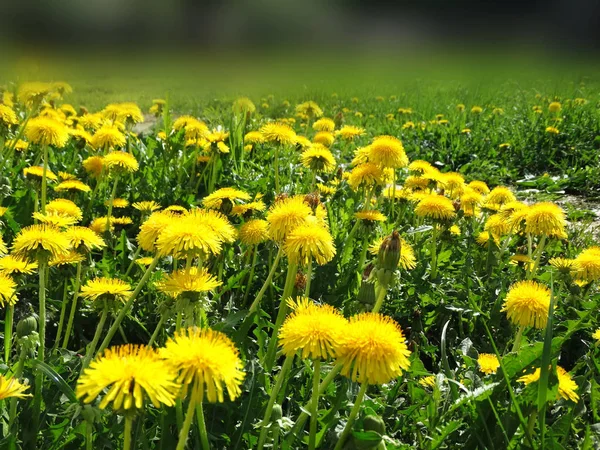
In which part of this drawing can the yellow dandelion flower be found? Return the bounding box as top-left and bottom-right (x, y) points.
(136, 256), (154, 266)
(0, 273), (18, 307)
(485, 186), (516, 209)
(49, 250), (86, 267)
(439, 172), (465, 197)
(103, 151), (139, 173)
(549, 257), (575, 273)
(419, 376), (436, 388)
(518, 366), (578, 402)
(545, 126), (559, 135)
(202, 187), (251, 211)
(0, 375), (31, 400)
(408, 160), (433, 175)
(312, 117), (335, 132)
(76, 344), (179, 410)
(279, 297), (348, 359)
(33, 211), (78, 228)
(90, 125), (127, 150)
(471, 106), (483, 114)
(231, 200), (266, 217)
(157, 267), (221, 298)
(82, 156), (104, 178)
(415, 194), (456, 221)
(106, 198), (129, 208)
(55, 180), (91, 193)
(23, 166), (58, 182)
(159, 327), (245, 402)
(312, 131), (335, 147)
(64, 226), (105, 252)
(12, 224), (70, 260)
(266, 196), (312, 242)
(367, 135), (408, 168)
(592, 329), (600, 342)
(132, 201), (161, 213)
(501, 281), (551, 329)
(336, 125), (365, 141)
(239, 219), (269, 246)
(485, 214), (511, 239)
(573, 247), (600, 282)
(368, 237), (416, 270)
(478, 353), (500, 375)
(337, 313), (411, 385)
(260, 122), (297, 146)
(283, 223), (335, 266)
(0, 104), (18, 126)
(25, 117), (68, 148)
(355, 210), (387, 223)
(232, 97), (256, 115)
(525, 202), (566, 238)
(103, 103), (144, 124)
(301, 144), (336, 172)
(0, 255), (38, 274)
(347, 163), (384, 191)
(137, 211), (179, 252)
(80, 277), (132, 302)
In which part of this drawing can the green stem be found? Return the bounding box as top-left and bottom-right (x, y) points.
(86, 420), (93, 450)
(308, 359), (321, 450)
(63, 262), (83, 348)
(305, 260), (313, 297)
(51, 281), (69, 353)
(274, 146), (280, 192)
(430, 224), (438, 279)
(103, 175), (119, 258)
(257, 355), (294, 450)
(148, 313), (169, 347)
(372, 284), (387, 313)
(264, 263), (298, 372)
(125, 246), (143, 277)
(4, 304), (13, 362)
(195, 400), (210, 450)
(41, 145), (49, 213)
(8, 345), (27, 439)
(176, 389), (198, 450)
(243, 245), (259, 305)
(511, 325), (525, 353)
(248, 247), (283, 315)
(96, 255), (160, 356)
(527, 235), (547, 279)
(32, 260), (48, 434)
(81, 302), (109, 370)
(123, 415), (134, 450)
(333, 383), (368, 450)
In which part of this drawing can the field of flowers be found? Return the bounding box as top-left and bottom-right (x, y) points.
(0, 77), (599, 449)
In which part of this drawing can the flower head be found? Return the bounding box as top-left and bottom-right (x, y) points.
(337, 313), (411, 385)
(355, 210), (387, 225)
(501, 281), (551, 329)
(103, 151), (139, 173)
(279, 297), (348, 360)
(485, 187), (516, 210)
(573, 247), (600, 282)
(202, 187), (251, 211)
(336, 125), (365, 141)
(518, 366), (578, 402)
(525, 202), (566, 238)
(347, 163), (383, 191)
(0, 375), (31, 400)
(80, 277), (132, 302)
(83, 156), (104, 178)
(367, 135), (408, 168)
(133, 201), (161, 214)
(312, 117), (335, 132)
(46, 198), (83, 220)
(239, 219), (269, 246)
(301, 144), (336, 172)
(76, 344), (179, 410)
(368, 236), (416, 270)
(157, 267), (222, 299)
(415, 194), (456, 221)
(0, 273), (17, 307)
(159, 327), (245, 402)
(0, 255), (38, 275)
(478, 353), (500, 375)
(49, 250), (86, 267)
(25, 117), (68, 147)
(23, 166), (58, 182)
(260, 122), (297, 146)
(0, 104), (18, 126)
(283, 223), (335, 266)
(12, 224), (70, 260)
(54, 180), (91, 193)
(266, 196), (312, 242)
(64, 226), (106, 252)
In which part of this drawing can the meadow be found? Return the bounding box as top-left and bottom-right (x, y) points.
(0, 55), (600, 449)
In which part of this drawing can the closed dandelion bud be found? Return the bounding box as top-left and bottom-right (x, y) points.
(377, 231), (401, 272)
(358, 280), (376, 305)
(363, 414), (386, 434)
(17, 315), (38, 338)
(295, 271), (307, 292)
(79, 106), (89, 115)
(336, 167), (344, 179)
(453, 200), (461, 211)
(304, 192), (320, 211)
(334, 111), (344, 128)
(272, 404), (283, 421)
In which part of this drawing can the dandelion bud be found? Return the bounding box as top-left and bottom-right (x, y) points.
(295, 271), (307, 292)
(16, 315), (38, 338)
(220, 198), (233, 215)
(453, 200), (461, 212)
(357, 280), (376, 305)
(79, 106), (89, 115)
(377, 231), (401, 272)
(303, 192), (320, 211)
(272, 404), (283, 421)
(334, 111), (344, 128)
(363, 414), (386, 434)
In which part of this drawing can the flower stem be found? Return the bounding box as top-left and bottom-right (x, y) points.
(430, 224), (438, 279)
(148, 313), (169, 347)
(195, 400), (210, 450)
(51, 280), (69, 353)
(372, 284), (387, 313)
(86, 420), (93, 450)
(243, 245), (259, 305)
(63, 262), (83, 348)
(32, 260), (48, 433)
(257, 355), (294, 450)
(125, 246), (142, 277)
(4, 304), (13, 362)
(80, 302), (109, 371)
(512, 325), (525, 353)
(176, 390), (198, 450)
(248, 247), (283, 315)
(274, 146), (280, 192)
(308, 359), (321, 450)
(41, 145), (49, 213)
(123, 415), (134, 450)
(304, 259), (313, 297)
(96, 255), (160, 356)
(333, 383), (368, 450)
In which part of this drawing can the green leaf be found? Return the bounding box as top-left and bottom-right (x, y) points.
(31, 360), (78, 404)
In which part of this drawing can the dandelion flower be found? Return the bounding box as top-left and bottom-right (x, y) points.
(0, 104), (18, 126)
(0, 255), (38, 274)
(157, 267), (222, 299)
(232, 97), (256, 115)
(355, 210), (387, 224)
(337, 125), (365, 141)
(23, 166), (58, 182)
(137, 211), (178, 252)
(337, 313), (411, 385)
(573, 247), (600, 282)
(239, 219), (269, 246)
(260, 122), (297, 146)
(545, 126), (559, 135)
(12, 224), (70, 260)
(82, 156), (104, 178)
(301, 144), (336, 172)
(33, 211), (78, 228)
(55, 180), (91, 193)
(0, 375), (31, 400)
(419, 376), (436, 388)
(279, 297), (348, 360)
(415, 194), (456, 221)
(501, 281), (551, 329)
(49, 250), (86, 267)
(592, 329), (600, 342)
(549, 257), (575, 274)
(296, 101), (323, 118)
(106, 198), (129, 208)
(231, 200), (266, 217)
(408, 160), (433, 175)
(0, 273), (17, 307)
(266, 196), (312, 242)
(202, 187), (251, 211)
(46, 198), (83, 220)
(518, 366), (578, 402)
(525, 202), (566, 238)
(478, 353), (500, 375)
(347, 163), (384, 191)
(367, 135), (408, 168)
(485, 186), (516, 209)
(103, 151), (139, 173)
(283, 223), (335, 266)
(312, 117), (335, 132)
(159, 327), (245, 402)
(133, 201), (161, 213)
(64, 226), (106, 252)
(76, 345), (179, 410)
(80, 277), (132, 302)
(25, 117), (68, 148)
